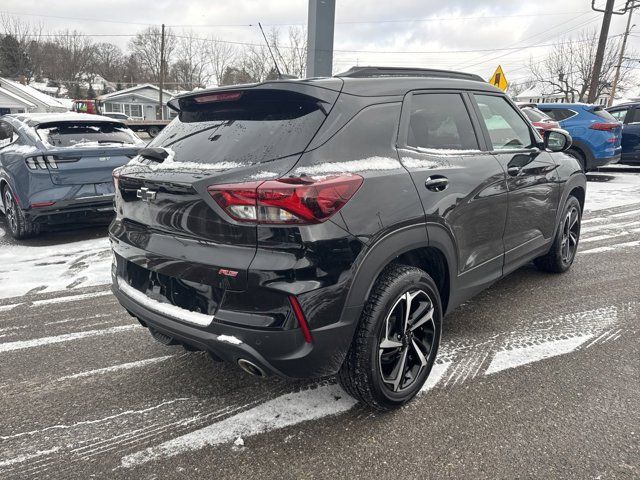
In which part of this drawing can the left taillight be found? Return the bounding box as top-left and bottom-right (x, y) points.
(25, 155), (57, 170)
(589, 122), (620, 131)
(207, 174), (364, 225)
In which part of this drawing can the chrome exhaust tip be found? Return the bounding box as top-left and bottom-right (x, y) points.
(237, 358), (266, 377)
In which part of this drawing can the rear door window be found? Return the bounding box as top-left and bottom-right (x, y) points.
(150, 90), (327, 166)
(474, 94), (534, 150)
(36, 122), (140, 148)
(407, 93), (479, 151)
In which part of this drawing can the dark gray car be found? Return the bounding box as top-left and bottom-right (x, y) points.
(0, 112), (143, 238)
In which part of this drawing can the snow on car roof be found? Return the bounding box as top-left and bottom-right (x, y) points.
(10, 112), (124, 126)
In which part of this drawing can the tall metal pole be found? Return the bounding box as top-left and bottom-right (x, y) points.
(159, 23), (165, 120)
(306, 0), (336, 78)
(588, 0), (616, 103)
(609, 5), (635, 106)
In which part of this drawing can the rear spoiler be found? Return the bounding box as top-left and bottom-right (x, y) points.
(168, 80), (344, 113)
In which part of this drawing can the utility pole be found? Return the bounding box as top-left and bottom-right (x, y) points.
(306, 0), (336, 78)
(609, 4), (636, 106)
(158, 23), (165, 120)
(588, 0), (616, 103)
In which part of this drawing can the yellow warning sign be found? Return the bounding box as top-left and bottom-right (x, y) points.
(489, 65), (508, 91)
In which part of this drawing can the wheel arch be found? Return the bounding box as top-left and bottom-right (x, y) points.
(344, 223), (456, 317)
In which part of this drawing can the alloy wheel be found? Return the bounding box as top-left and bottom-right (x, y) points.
(3, 189), (18, 234)
(561, 205), (580, 264)
(378, 289), (436, 392)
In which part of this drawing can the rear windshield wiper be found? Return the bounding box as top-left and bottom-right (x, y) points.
(98, 139), (125, 144)
(138, 147), (169, 163)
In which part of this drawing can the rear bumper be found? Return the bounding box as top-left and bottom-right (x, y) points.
(25, 196), (115, 226)
(112, 277), (360, 379)
(588, 154), (620, 170)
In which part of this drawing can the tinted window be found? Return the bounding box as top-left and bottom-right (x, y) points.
(608, 109), (627, 122)
(407, 93), (478, 150)
(475, 94), (533, 150)
(629, 108), (640, 123)
(151, 90), (326, 165)
(521, 107), (550, 122)
(36, 122), (140, 147)
(590, 106), (617, 121)
(540, 108), (576, 121)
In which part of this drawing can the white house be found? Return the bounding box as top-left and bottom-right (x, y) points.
(97, 84), (176, 120)
(0, 77), (68, 115)
(514, 86), (610, 106)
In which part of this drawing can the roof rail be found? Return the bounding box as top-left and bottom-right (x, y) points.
(335, 66), (484, 82)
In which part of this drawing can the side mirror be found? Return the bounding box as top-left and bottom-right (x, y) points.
(544, 128), (572, 152)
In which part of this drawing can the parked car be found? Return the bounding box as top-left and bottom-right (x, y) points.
(537, 103), (622, 171)
(0, 112), (143, 239)
(110, 66), (585, 410)
(606, 102), (640, 165)
(103, 112), (132, 121)
(517, 103), (560, 133)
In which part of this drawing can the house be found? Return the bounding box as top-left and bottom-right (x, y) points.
(97, 84), (176, 120)
(0, 77), (68, 115)
(514, 86), (610, 106)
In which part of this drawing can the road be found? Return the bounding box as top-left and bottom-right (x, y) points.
(0, 172), (638, 479)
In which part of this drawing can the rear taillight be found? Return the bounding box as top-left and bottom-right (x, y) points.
(26, 155), (57, 170)
(208, 174), (363, 225)
(589, 122), (620, 131)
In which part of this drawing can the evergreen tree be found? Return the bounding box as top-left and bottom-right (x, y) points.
(87, 84), (96, 99)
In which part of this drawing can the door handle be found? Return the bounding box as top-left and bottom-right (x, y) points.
(425, 176), (449, 192)
(507, 166), (521, 176)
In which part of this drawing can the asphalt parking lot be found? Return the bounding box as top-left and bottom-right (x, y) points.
(0, 171), (638, 479)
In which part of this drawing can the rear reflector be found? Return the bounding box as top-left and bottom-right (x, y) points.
(194, 91), (243, 103)
(289, 295), (312, 343)
(208, 174), (363, 225)
(30, 201), (55, 208)
(589, 122), (620, 131)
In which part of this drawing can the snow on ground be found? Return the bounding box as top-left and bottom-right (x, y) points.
(584, 172), (640, 212)
(0, 237), (111, 299)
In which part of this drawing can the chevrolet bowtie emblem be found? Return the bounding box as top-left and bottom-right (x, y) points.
(136, 187), (157, 202)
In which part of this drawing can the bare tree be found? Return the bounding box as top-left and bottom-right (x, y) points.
(172, 31), (213, 90)
(529, 29), (634, 102)
(208, 38), (236, 86)
(270, 26), (307, 78)
(0, 14), (44, 81)
(93, 42), (124, 81)
(129, 25), (176, 82)
(240, 45), (272, 82)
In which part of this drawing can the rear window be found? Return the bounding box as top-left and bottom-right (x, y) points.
(36, 122), (140, 148)
(540, 108), (576, 122)
(590, 106), (617, 121)
(151, 90), (326, 166)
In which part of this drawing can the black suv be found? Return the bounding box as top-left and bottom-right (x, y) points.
(110, 67), (585, 409)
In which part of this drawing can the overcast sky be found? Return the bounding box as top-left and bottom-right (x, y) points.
(1, 0), (639, 88)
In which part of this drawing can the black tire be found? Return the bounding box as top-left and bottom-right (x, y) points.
(534, 196), (581, 273)
(2, 185), (40, 239)
(338, 264), (442, 410)
(565, 148), (586, 172)
(148, 126), (160, 137)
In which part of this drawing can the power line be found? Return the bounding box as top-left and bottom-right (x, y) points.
(0, 9), (591, 28)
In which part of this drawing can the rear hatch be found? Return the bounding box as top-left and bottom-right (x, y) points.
(113, 82), (342, 290)
(33, 120), (142, 187)
(589, 106), (623, 150)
